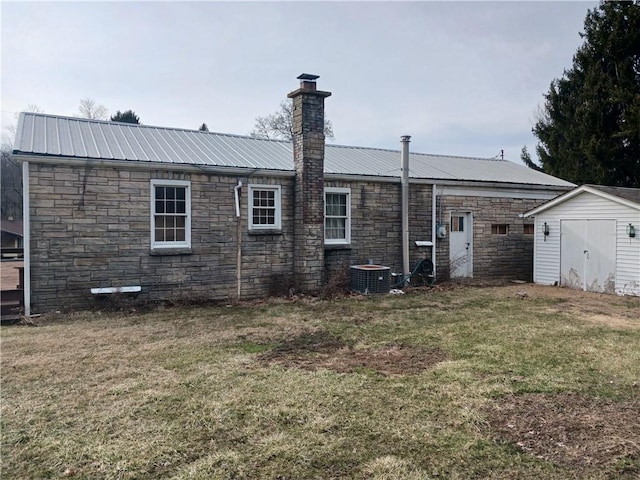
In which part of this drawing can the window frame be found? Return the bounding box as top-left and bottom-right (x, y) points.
(324, 187), (351, 245)
(451, 215), (465, 232)
(150, 179), (191, 249)
(491, 224), (509, 235)
(247, 184), (282, 232)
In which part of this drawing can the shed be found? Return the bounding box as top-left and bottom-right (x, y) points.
(524, 185), (640, 296)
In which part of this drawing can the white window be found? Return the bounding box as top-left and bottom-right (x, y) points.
(150, 179), (191, 249)
(248, 184), (282, 231)
(325, 187), (351, 245)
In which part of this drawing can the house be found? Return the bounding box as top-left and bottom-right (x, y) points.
(13, 74), (574, 314)
(1, 219), (23, 250)
(524, 185), (640, 296)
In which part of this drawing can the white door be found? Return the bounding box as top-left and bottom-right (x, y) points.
(560, 219), (616, 293)
(449, 213), (473, 278)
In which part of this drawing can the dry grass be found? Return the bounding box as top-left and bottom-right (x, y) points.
(1, 284), (639, 479)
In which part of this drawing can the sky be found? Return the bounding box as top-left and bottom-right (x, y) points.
(1, 1), (598, 163)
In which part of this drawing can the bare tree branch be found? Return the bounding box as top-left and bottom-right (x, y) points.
(250, 100), (334, 141)
(77, 98), (109, 120)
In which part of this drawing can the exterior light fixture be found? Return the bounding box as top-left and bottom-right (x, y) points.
(542, 221), (550, 240)
(627, 223), (636, 238)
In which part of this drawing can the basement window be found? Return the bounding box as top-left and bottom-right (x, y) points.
(325, 187), (351, 245)
(150, 179), (191, 249)
(248, 184), (282, 231)
(491, 224), (509, 235)
(524, 224), (535, 235)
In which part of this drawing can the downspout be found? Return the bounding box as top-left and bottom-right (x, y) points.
(234, 181), (243, 300)
(401, 136), (411, 280)
(22, 161), (31, 316)
(432, 183), (437, 281)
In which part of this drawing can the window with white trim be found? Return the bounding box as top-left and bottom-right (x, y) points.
(151, 179), (191, 248)
(248, 184), (282, 231)
(324, 187), (351, 245)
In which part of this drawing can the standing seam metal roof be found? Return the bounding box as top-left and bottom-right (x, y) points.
(13, 112), (574, 187)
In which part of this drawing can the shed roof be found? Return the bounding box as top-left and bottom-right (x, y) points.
(13, 112), (574, 187)
(524, 184), (640, 217)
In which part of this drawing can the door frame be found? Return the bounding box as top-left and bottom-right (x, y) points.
(449, 211), (473, 278)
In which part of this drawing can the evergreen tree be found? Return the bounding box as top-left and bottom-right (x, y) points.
(533, 1), (640, 187)
(520, 145), (543, 172)
(110, 110), (140, 124)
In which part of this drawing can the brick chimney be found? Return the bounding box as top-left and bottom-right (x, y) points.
(287, 74), (332, 292)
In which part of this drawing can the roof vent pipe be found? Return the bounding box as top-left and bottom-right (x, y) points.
(401, 135), (411, 280)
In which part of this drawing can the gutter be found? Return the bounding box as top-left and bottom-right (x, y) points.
(400, 136), (411, 278)
(22, 161), (31, 316)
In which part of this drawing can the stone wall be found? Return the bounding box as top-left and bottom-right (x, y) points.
(28, 162), (295, 312)
(323, 182), (547, 284)
(434, 195), (541, 281)
(323, 179), (433, 283)
(28, 161), (551, 312)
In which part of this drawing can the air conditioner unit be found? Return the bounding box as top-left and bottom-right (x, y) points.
(350, 265), (391, 295)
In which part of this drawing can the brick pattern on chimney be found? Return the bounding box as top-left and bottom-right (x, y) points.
(287, 79), (331, 293)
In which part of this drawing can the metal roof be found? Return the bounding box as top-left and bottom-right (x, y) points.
(13, 112), (574, 187)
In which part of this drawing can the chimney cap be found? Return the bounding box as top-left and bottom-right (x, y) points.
(297, 73), (320, 81)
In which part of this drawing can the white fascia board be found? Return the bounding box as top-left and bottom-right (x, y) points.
(438, 185), (566, 200)
(324, 173), (574, 192)
(581, 186), (640, 211)
(525, 185), (640, 217)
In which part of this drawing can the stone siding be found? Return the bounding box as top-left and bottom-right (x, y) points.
(29, 161), (551, 312)
(323, 183), (547, 284)
(28, 163), (295, 312)
(435, 195), (541, 281)
(324, 180), (434, 284)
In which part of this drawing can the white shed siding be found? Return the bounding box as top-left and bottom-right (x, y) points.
(532, 191), (640, 296)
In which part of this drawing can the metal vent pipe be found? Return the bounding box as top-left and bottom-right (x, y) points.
(401, 135), (411, 279)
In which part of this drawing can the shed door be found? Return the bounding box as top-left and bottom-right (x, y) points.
(449, 213), (473, 278)
(560, 219), (616, 293)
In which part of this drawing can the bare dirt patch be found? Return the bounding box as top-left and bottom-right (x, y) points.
(486, 392), (640, 476)
(479, 283), (640, 328)
(257, 330), (447, 375)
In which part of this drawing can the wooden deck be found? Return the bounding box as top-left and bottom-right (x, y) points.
(1, 260), (24, 320)
(1, 260), (23, 291)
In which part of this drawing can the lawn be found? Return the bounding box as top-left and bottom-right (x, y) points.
(1, 284), (639, 479)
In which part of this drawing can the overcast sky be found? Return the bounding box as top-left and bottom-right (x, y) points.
(1, 1), (597, 163)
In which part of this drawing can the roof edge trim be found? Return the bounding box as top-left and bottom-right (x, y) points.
(524, 185), (640, 217)
(12, 154), (296, 178)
